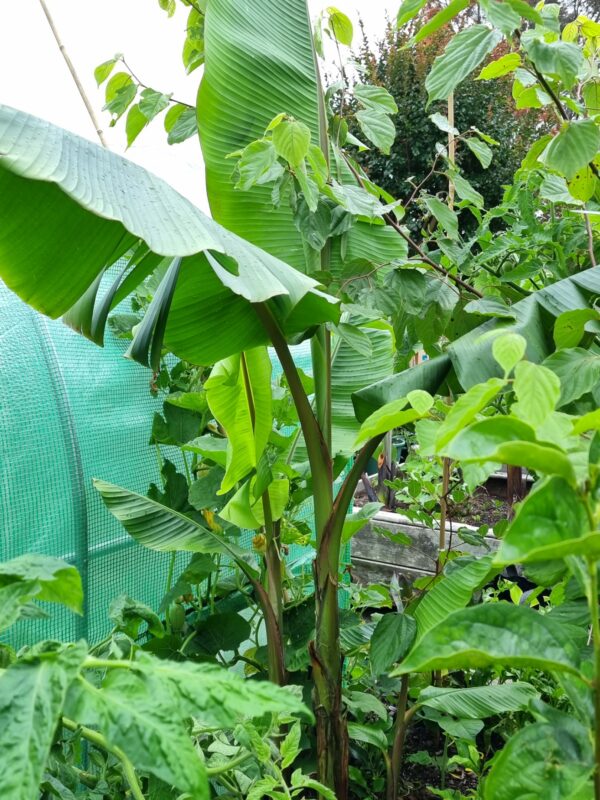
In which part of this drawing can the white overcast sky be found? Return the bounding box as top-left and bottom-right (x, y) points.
(0, 0), (395, 210)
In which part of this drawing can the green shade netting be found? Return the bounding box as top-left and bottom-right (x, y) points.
(1, 271), (348, 647)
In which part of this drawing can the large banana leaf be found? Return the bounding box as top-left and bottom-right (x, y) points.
(354, 267), (600, 418)
(0, 105), (339, 366)
(198, 0), (407, 276)
(198, 0), (319, 270)
(330, 328), (394, 455)
(93, 479), (258, 578)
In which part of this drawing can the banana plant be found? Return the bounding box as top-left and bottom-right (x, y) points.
(0, 91), (392, 794)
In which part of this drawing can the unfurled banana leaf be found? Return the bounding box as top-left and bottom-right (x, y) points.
(93, 479), (259, 578)
(198, 0), (407, 276)
(0, 105), (339, 367)
(354, 267), (600, 419)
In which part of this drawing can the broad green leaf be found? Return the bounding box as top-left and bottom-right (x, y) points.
(370, 613), (416, 675)
(335, 323), (373, 358)
(512, 361), (560, 426)
(353, 353), (452, 421)
(272, 119), (311, 167)
(291, 770), (336, 800)
(544, 348), (600, 407)
(445, 415), (536, 459)
(193, 612), (251, 655)
(445, 417), (575, 481)
(348, 722), (388, 751)
(540, 173), (580, 205)
(205, 348), (272, 493)
(354, 84), (397, 114)
(504, 0), (543, 24)
(480, 0), (521, 34)
(573, 409), (600, 435)
(430, 112), (458, 134)
(423, 196), (459, 239)
(355, 392), (432, 446)
(103, 72), (137, 120)
(569, 167), (597, 203)
(0, 643), (87, 800)
(330, 328), (395, 455)
(554, 309), (600, 349)
(544, 120), (600, 181)
(94, 57), (117, 86)
(526, 40), (583, 89)
(413, 0), (470, 43)
(484, 717), (593, 800)
(355, 109), (396, 154)
(342, 502), (383, 544)
(280, 721), (302, 768)
(584, 80), (600, 113)
(109, 595), (164, 638)
(138, 88), (171, 121)
(346, 690), (387, 720)
(465, 136), (494, 168)
(419, 682), (539, 720)
(132, 653), (312, 725)
(407, 389), (434, 415)
(426, 25), (503, 105)
(93, 479), (258, 576)
(234, 140), (277, 191)
(326, 6), (353, 45)
(414, 556), (495, 638)
(435, 378), (505, 450)
(197, 0), (320, 271)
(478, 53), (521, 80)
(165, 105), (198, 144)
(219, 477), (289, 530)
(397, 0), (426, 27)
(0, 554), (83, 614)
(66, 670), (208, 797)
(0, 582), (42, 633)
(494, 477), (594, 564)
(188, 465), (226, 511)
(182, 7), (205, 74)
(392, 603), (582, 676)
(452, 174), (484, 208)
(125, 104), (149, 147)
(0, 106), (339, 365)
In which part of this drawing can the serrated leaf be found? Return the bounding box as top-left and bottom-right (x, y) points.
(544, 348), (600, 407)
(326, 6), (353, 45)
(356, 109), (396, 154)
(272, 119), (311, 166)
(0, 643), (87, 800)
(478, 53), (521, 80)
(512, 361), (560, 427)
(465, 136), (494, 168)
(94, 58), (117, 86)
(436, 378), (505, 451)
(280, 721), (302, 768)
(426, 25), (503, 105)
(544, 120), (600, 181)
(492, 332), (526, 375)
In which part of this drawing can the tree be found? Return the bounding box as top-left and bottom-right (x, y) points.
(353, 18), (548, 233)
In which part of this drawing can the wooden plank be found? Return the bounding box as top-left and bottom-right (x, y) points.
(350, 509), (498, 585)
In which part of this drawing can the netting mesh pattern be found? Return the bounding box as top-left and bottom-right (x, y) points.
(1, 280), (348, 646)
(1, 281), (177, 645)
